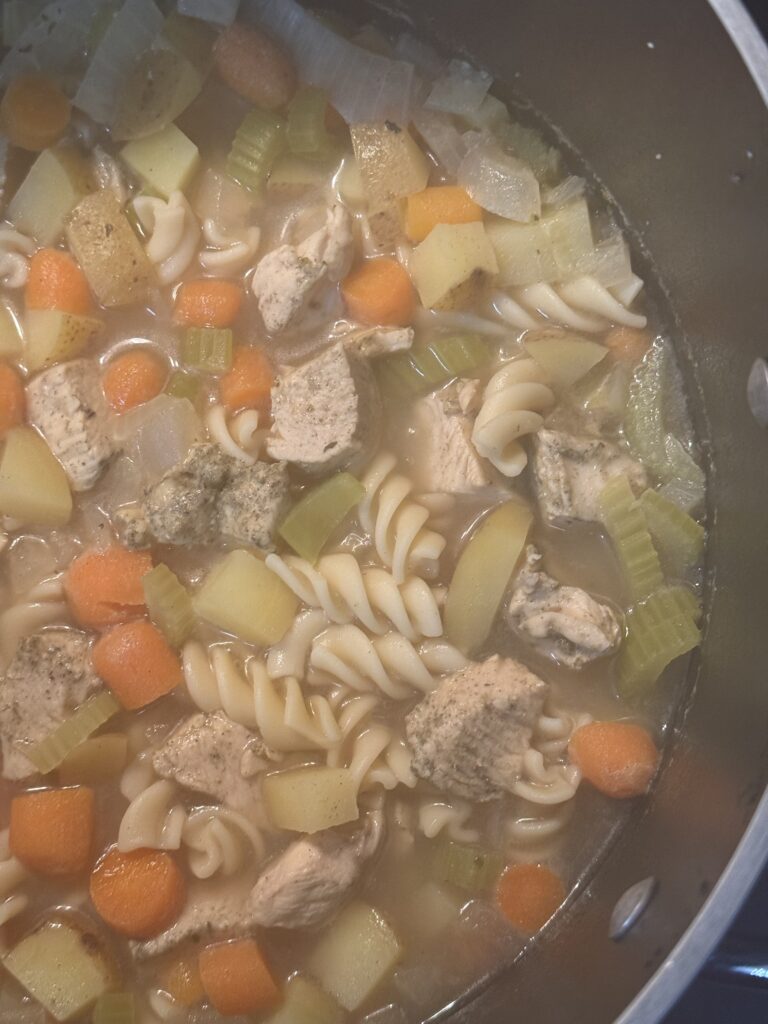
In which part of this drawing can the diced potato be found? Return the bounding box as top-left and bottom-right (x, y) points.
(350, 122), (429, 205)
(66, 191), (154, 307)
(546, 198), (594, 277)
(308, 902), (402, 1012)
(487, 198), (595, 286)
(410, 221), (498, 310)
(193, 167), (254, 228)
(194, 549), (299, 645)
(3, 915), (118, 1022)
(7, 148), (92, 246)
(0, 427), (72, 527)
(269, 155), (330, 194)
(262, 767), (359, 833)
(524, 331), (608, 390)
(0, 302), (23, 357)
(58, 733), (129, 786)
(121, 122), (201, 199)
(25, 309), (102, 371)
(265, 976), (344, 1024)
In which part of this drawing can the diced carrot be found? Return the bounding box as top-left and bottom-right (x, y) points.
(604, 327), (651, 363)
(341, 257), (415, 326)
(93, 620), (182, 710)
(0, 74), (71, 152)
(219, 345), (273, 413)
(90, 846), (186, 939)
(174, 279), (244, 329)
(198, 939), (280, 1017)
(0, 363), (25, 438)
(10, 786), (95, 876)
(102, 350), (167, 412)
(569, 720), (660, 799)
(496, 863), (566, 935)
(64, 545), (152, 630)
(405, 186), (483, 243)
(25, 248), (93, 315)
(160, 953), (206, 1008)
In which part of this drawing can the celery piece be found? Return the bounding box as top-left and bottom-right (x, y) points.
(433, 840), (504, 893)
(266, 976), (344, 1024)
(617, 586), (702, 696)
(92, 992), (135, 1024)
(182, 327), (233, 374)
(279, 473), (364, 563)
(287, 86), (338, 161)
(165, 369), (201, 403)
(637, 488), (705, 579)
(143, 563), (196, 648)
(26, 691), (120, 775)
(599, 475), (663, 602)
(445, 500), (533, 654)
(227, 109), (286, 193)
(58, 733), (128, 786)
(377, 333), (489, 397)
(263, 767), (359, 833)
(0, 427), (72, 528)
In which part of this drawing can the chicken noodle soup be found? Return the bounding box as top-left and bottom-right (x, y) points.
(0, 0), (706, 1021)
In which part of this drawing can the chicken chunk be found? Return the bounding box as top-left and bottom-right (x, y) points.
(26, 359), (114, 491)
(218, 460), (292, 550)
(532, 428), (648, 525)
(507, 546), (622, 669)
(343, 325), (414, 358)
(267, 342), (382, 475)
(414, 383), (492, 493)
(144, 443), (230, 546)
(405, 655), (548, 801)
(0, 631), (102, 780)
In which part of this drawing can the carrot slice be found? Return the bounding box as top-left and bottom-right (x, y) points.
(405, 186), (482, 243)
(90, 847), (186, 939)
(93, 620), (182, 710)
(198, 939), (280, 1016)
(174, 279), (244, 329)
(604, 327), (651, 363)
(218, 345), (273, 412)
(496, 863), (566, 935)
(10, 786), (95, 876)
(341, 257), (415, 326)
(1, 74), (71, 152)
(160, 953), (206, 1008)
(64, 546), (152, 630)
(569, 720), (660, 799)
(25, 248), (93, 315)
(0, 363), (25, 438)
(102, 350), (167, 412)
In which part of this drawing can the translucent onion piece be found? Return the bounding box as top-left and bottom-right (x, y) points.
(542, 175), (586, 208)
(393, 32), (446, 77)
(178, 0), (239, 26)
(617, 586), (701, 696)
(2, 0), (48, 48)
(425, 59), (493, 117)
(111, 394), (204, 485)
(0, 0), (101, 87)
(458, 139), (541, 222)
(495, 120), (561, 182)
(411, 107), (468, 176)
(113, 45), (203, 141)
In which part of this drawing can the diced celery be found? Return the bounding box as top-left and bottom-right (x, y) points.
(227, 109), (286, 193)
(143, 563), (195, 647)
(617, 586), (702, 696)
(637, 488), (705, 579)
(279, 473), (364, 563)
(165, 369), (201, 403)
(600, 475), (663, 602)
(25, 309), (103, 372)
(433, 840), (504, 893)
(265, 976), (344, 1024)
(92, 992), (135, 1024)
(7, 148), (92, 246)
(410, 222), (499, 310)
(0, 302), (23, 358)
(0, 427), (72, 528)
(263, 767), (359, 833)
(181, 328), (233, 374)
(194, 549), (299, 645)
(58, 733), (128, 786)
(445, 500), (533, 654)
(113, 47), (203, 141)
(524, 332), (608, 390)
(350, 122), (429, 206)
(121, 123), (201, 200)
(288, 86), (338, 161)
(25, 691), (120, 775)
(377, 333), (489, 398)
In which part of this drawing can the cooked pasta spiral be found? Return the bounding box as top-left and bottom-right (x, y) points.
(118, 778), (187, 853)
(471, 358), (555, 477)
(199, 218), (260, 276)
(265, 552), (443, 641)
(0, 829), (29, 928)
(0, 573), (68, 670)
(181, 806), (265, 879)
(206, 404), (267, 464)
(132, 191), (200, 285)
(267, 608), (328, 679)
(0, 227), (35, 288)
(359, 452), (446, 583)
(506, 800), (575, 846)
(493, 273), (647, 333)
(509, 704), (590, 807)
(329, 722), (417, 792)
(417, 798), (480, 844)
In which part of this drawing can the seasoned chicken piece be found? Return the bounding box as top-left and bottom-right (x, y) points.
(250, 818), (382, 928)
(405, 655), (548, 802)
(0, 631), (102, 780)
(251, 204), (352, 333)
(26, 359), (114, 491)
(267, 342), (382, 475)
(344, 325), (414, 358)
(144, 443), (230, 546)
(414, 383), (492, 493)
(532, 428), (647, 525)
(218, 460), (292, 549)
(508, 546), (622, 669)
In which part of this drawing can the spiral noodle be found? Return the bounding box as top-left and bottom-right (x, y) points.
(267, 608), (328, 679)
(0, 227), (35, 287)
(206, 404), (267, 464)
(181, 806), (265, 878)
(506, 800), (575, 846)
(309, 624), (468, 700)
(509, 703), (591, 806)
(493, 273), (647, 333)
(329, 721), (417, 793)
(199, 218), (260, 276)
(0, 573), (68, 671)
(0, 829), (29, 928)
(417, 798), (480, 844)
(265, 552), (443, 641)
(471, 358), (555, 477)
(132, 191), (200, 285)
(118, 777), (187, 853)
(359, 452), (446, 584)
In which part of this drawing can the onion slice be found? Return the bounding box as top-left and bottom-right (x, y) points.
(458, 138), (541, 222)
(425, 58), (492, 116)
(0, 0), (102, 88)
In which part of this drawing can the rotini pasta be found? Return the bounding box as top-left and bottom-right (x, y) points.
(471, 358), (556, 477)
(0, 227), (35, 288)
(0, 829), (29, 929)
(532, 703), (593, 760)
(417, 798), (480, 844)
(508, 704), (590, 806)
(206, 404), (267, 463)
(181, 805), (265, 879)
(0, 573), (68, 670)
(359, 452), (446, 583)
(264, 552), (443, 641)
(266, 608), (328, 679)
(118, 778), (187, 853)
(132, 191), (200, 286)
(493, 273), (647, 333)
(330, 721), (417, 792)
(506, 799), (575, 846)
(198, 218), (260, 275)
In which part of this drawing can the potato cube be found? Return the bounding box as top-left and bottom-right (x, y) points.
(262, 767), (359, 833)
(0, 302), (22, 357)
(410, 221), (498, 309)
(524, 331), (608, 390)
(121, 123), (201, 199)
(25, 309), (102, 371)
(7, 148), (91, 246)
(350, 122), (429, 205)
(0, 427), (72, 527)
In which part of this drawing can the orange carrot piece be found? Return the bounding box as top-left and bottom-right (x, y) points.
(405, 186), (483, 243)
(1, 74), (71, 152)
(219, 345), (273, 412)
(102, 350), (167, 412)
(25, 248), (93, 315)
(341, 257), (415, 326)
(160, 953), (206, 1008)
(569, 720), (660, 799)
(496, 863), (566, 935)
(64, 546), (152, 630)
(10, 786), (95, 876)
(198, 939), (280, 1017)
(93, 620), (182, 710)
(604, 327), (651, 363)
(174, 279), (244, 328)
(90, 847), (186, 939)
(0, 363), (25, 438)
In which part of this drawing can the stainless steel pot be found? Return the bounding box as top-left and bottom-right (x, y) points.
(327, 1), (768, 1020)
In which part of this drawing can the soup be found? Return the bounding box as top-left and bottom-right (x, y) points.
(0, 1), (706, 1021)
